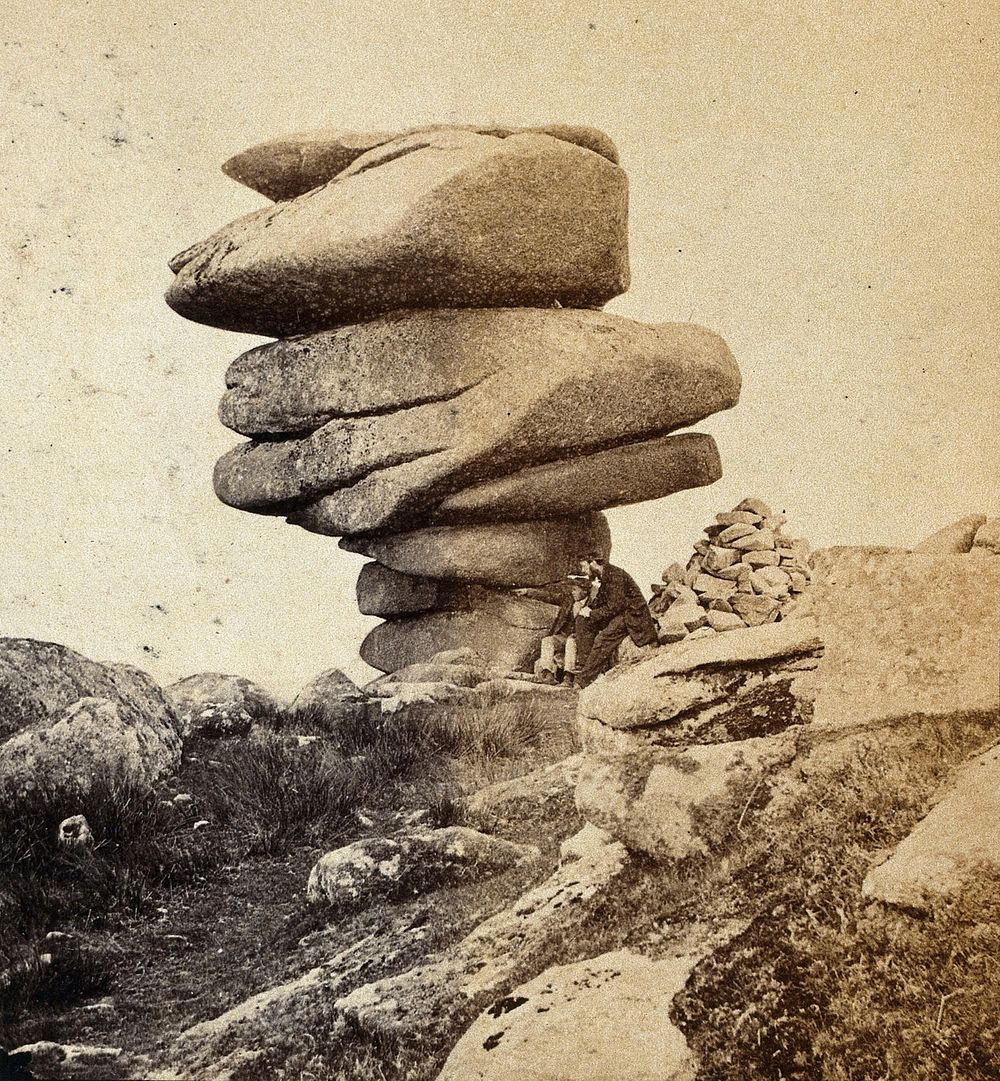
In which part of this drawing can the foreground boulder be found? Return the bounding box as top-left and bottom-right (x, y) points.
(167, 130), (628, 337)
(862, 744), (1000, 913)
(165, 672), (278, 736)
(437, 948), (700, 1081)
(307, 828), (541, 908)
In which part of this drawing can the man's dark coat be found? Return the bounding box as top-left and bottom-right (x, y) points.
(587, 563), (658, 646)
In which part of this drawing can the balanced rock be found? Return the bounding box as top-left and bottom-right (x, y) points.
(913, 513), (987, 554)
(166, 130), (629, 337)
(342, 515), (610, 588)
(217, 312), (739, 535)
(165, 672), (278, 736)
(222, 123), (620, 200)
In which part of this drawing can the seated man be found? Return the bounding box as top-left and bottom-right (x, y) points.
(533, 576), (590, 684)
(575, 554), (658, 689)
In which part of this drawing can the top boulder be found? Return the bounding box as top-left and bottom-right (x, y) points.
(166, 130), (628, 337)
(222, 123), (620, 201)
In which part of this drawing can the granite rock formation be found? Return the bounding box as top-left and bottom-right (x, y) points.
(167, 123), (739, 671)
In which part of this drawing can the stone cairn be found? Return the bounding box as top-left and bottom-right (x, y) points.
(166, 123), (740, 672)
(650, 496), (811, 642)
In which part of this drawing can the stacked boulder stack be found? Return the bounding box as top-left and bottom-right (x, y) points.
(651, 497), (810, 641)
(166, 123), (741, 672)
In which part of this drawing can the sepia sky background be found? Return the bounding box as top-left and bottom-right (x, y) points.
(2, 0), (997, 696)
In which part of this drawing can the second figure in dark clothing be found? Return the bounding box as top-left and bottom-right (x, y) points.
(574, 555), (658, 689)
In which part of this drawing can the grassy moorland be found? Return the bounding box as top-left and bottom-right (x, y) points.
(2, 698), (997, 1081)
(0, 692), (581, 1074)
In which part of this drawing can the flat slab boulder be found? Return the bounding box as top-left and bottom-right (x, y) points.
(361, 612), (545, 674)
(222, 122), (619, 200)
(342, 515), (610, 588)
(217, 311), (739, 535)
(430, 432), (722, 525)
(167, 131), (628, 337)
(579, 619), (824, 733)
(798, 548), (1000, 726)
(437, 949), (698, 1081)
(862, 745), (1000, 912)
(307, 827), (540, 908)
(165, 672), (278, 736)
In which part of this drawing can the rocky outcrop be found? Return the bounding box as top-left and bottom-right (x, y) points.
(574, 617), (824, 859)
(165, 672), (278, 736)
(0, 639), (180, 796)
(650, 497), (811, 642)
(913, 513), (987, 554)
(576, 543), (1000, 864)
(797, 547), (1000, 727)
(306, 827), (540, 908)
(158, 826), (629, 1079)
(167, 123), (738, 672)
(862, 744), (1000, 913)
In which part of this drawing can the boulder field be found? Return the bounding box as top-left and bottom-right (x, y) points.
(166, 122), (739, 672)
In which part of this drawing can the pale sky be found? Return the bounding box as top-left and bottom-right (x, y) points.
(2, 0), (997, 698)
